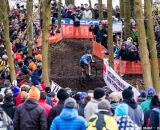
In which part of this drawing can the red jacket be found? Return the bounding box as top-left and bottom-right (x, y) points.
(39, 100), (52, 118)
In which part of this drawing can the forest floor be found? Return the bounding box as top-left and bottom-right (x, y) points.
(50, 39), (144, 91)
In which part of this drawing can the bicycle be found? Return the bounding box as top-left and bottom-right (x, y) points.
(79, 61), (97, 87)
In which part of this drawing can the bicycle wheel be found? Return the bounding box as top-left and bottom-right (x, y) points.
(89, 65), (97, 80)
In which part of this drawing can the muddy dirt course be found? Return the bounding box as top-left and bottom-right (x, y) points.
(50, 39), (144, 91)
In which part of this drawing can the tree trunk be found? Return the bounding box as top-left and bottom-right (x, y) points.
(98, 0), (103, 20)
(27, 0), (33, 56)
(145, 0), (160, 92)
(58, 0), (62, 29)
(130, 0), (135, 18)
(107, 0), (114, 69)
(134, 0), (153, 89)
(124, 0), (131, 38)
(41, 0), (51, 87)
(88, 0), (92, 8)
(120, 0), (124, 17)
(0, 0), (16, 82)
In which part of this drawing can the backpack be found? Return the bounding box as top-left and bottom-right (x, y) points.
(0, 108), (14, 130)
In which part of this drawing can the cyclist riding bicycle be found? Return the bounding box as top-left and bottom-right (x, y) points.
(80, 54), (95, 76)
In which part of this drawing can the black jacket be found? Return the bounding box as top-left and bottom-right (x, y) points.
(48, 100), (64, 128)
(1, 101), (15, 120)
(13, 99), (47, 130)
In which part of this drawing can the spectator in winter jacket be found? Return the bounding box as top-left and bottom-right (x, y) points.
(39, 91), (52, 118)
(50, 97), (87, 130)
(149, 95), (160, 129)
(115, 103), (140, 130)
(144, 95), (160, 127)
(141, 88), (156, 112)
(87, 100), (118, 130)
(137, 90), (147, 105)
(48, 89), (69, 128)
(84, 87), (105, 122)
(2, 92), (15, 120)
(13, 86), (47, 130)
(122, 87), (144, 127)
(109, 91), (122, 115)
(82, 7), (92, 19)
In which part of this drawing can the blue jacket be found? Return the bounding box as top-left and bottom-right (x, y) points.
(50, 108), (87, 130)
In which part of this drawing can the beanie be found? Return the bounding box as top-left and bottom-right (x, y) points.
(122, 86), (134, 99)
(98, 100), (111, 110)
(147, 87), (156, 96)
(64, 97), (78, 109)
(94, 88), (105, 99)
(115, 103), (128, 116)
(57, 89), (69, 101)
(28, 86), (40, 100)
(12, 87), (20, 95)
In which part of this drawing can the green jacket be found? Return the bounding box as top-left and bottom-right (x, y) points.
(140, 96), (152, 112)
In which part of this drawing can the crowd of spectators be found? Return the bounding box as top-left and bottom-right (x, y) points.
(0, 83), (159, 130)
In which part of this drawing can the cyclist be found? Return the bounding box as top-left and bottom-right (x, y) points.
(80, 54), (95, 76)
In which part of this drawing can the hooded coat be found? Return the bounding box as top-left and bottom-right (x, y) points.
(50, 108), (87, 130)
(123, 98), (144, 127)
(13, 99), (47, 130)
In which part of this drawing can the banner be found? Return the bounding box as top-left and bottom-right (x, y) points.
(54, 18), (100, 25)
(112, 22), (123, 33)
(103, 59), (140, 98)
(51, 80), (61, 93)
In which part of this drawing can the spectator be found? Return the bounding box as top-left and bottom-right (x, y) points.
(96, 24), (107, 48)
(141, 87), (156, 112)
(50, 97), (87, 130)
(82, 7), (92, 20)
(87, 100), (118, 130)
(144, 95), (160, 126)
(137, 90), (147, 105)
(48, 89), (69, 128)
(122, 87), (144, 127)
(1, 92), (15, 120)
(13, 86), (47, 130)
(109, 91), (122, 115)
(115, 104), (140, 130)
(84, 87), (105, 122)
(39, 91), (52, 118)
(149, 95), (160, 129)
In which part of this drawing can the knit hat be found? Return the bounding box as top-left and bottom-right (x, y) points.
(64, 97), (78, 108)
(35, 54), (42, 62)
(94, 88), (105, 99)
(147, 88), (156, 96)
(98, 100), (111, 110)
(139, 90), (147, 98)
(12, 87), (20, 95)
(115, 103), (128, 116)
(29, 62), (37, 71)
(122, 86), (134, 99)
(28, 86), (40, 100)
(57, 89), (69, 101)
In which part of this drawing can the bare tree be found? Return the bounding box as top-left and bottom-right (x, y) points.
(0, 0), (16, 82)
(108, 0), (114, 68)
(27, 0), (33, 56)
(58, 0), (62, 29)
(145, 0), (160, 92)
(134, 0), (153, 89)
(124, 0), (131, 38)
(98, 0), (103, 20)
(41, 0), (51, 86)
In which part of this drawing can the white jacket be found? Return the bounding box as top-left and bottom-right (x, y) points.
(82, 10), (92, 20)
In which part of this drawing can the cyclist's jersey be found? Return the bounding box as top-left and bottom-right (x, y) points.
(80, 54), (92, 65)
